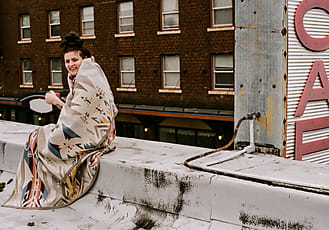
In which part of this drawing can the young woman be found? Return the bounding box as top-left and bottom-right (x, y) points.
(3, 32), (117, 209)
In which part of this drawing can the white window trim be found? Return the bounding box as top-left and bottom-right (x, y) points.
(22, 65), (33, 85)
(80, 35), (96, 40)
(119, 2), (134, 34)
(48, 85), (63, 89)
(157, 30), (181, 35)
(50, 59), (62, 86)
(116, 87), (137, 92)
(208, 89), (234, 95)
(17, 40), (32, 44)
(46, 37), (62, 42)
(214, 70), (234, 89)
(163, 71), (180, 88)
(119, 15), (134, 33)
(161, 0), (179, 30)
(212, 2), (233, 27)
(51, 70), (62, 85)
(81, 7), (95, 36)
(20, 15), (31, 41)
(158, 89), (182, 94)
(121, 70), (136, 87)
(49, 11), (60, 38)
(213, 55), (234, 90)
(207, 26), (234, 32)
(19, 84), (34, 88)
(162, 56), (180, 89)
(120, 57), (135, 88)
(23, 70), (33, 84)
(162, 11), (179, 30)
(115, 33), (135, 38)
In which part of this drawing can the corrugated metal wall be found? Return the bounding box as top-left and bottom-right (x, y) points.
(287, 0), (329, 163)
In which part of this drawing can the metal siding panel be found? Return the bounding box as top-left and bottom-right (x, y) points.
(235, 0), (287, 154)
(287, 0), (329, 162)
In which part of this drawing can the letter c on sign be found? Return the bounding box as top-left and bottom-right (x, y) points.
(295, 0), (329, 51)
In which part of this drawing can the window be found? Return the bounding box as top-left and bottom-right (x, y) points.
(49, 11), (60, 38)
(81, 6), (94, 36)
(22, 59), (32, 85)
(20, 14), (31, 40)
(213, 54), (233, 89)
(159, 127), (176, 143)
(118, 1), (134, 33)
(116, 122), (144, 139)
(212, 0), (233, 27)
(120, 57), (135, 87)
(162, 55), (180, 88)
(161, 0), (179, 30)
(158, 127), (217, 148)
(50, 58), (62, 85)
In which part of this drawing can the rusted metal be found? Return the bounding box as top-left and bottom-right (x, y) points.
(235, 0), (288, 155)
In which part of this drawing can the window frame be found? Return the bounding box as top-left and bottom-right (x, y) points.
(50, 58), (63, 86)
(81, 6), (95, 36)
(22, 59), (33, 85)
(20, 14), (31, 41)
(211, 0), (233, 28)
(48, 10), (60, 38)
(212, 54), (234, 90)
(160, 0), (179, 31)
(118, 1), (134, 34)
(119, 56), (136, 88)
(162, 55), (180, 89)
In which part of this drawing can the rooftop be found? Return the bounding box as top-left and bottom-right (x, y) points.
(1, 120), (329, 229)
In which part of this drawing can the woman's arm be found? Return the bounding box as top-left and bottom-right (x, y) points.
(45, 91), (64, 109)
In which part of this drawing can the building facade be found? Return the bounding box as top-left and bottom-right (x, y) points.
(0, 0), (235, 148)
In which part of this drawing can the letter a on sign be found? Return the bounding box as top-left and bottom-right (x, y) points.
(295, 60), (329, 117)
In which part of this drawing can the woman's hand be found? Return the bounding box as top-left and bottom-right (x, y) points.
(45, 91), (64, 109)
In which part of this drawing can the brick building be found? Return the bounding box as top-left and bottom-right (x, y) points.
(0, 0), (234, 148)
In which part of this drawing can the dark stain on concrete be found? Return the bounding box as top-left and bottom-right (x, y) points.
(0, 142), (5, 156)
(144, 168), (171, 189)
(174, 178), (192, 214)
(239, 211), (313, 230)
(133, 215), (155, 230)
(0, 182), (5, 192)
(139, 199), (153, 208)
(27, 222), (35, 227)
(97, 190), (107, 203)
(143, 169), (193, 214)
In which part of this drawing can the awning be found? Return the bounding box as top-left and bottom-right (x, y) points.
(117, 104), (234, 121)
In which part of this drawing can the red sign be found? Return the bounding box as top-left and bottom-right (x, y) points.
(294, 0), (329, 160)
(295, 0), (329, 51)
(294, 61), (329, 117)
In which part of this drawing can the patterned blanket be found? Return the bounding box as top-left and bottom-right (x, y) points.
(3, 57), (117, 209)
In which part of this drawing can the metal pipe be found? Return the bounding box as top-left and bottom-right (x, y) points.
(184, 112), (329, 196)
(207, 113), (256, 166)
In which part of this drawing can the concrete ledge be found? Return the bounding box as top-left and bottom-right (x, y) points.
(1, 120), (329, 229)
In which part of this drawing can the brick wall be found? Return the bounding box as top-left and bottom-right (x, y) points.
(1, 0), (234, 110)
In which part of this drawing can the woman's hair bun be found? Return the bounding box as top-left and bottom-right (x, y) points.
(60, 32), (84, 53)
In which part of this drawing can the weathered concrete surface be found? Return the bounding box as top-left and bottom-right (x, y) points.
(0, 171), (210, 230)
(2, 120), (329, 229)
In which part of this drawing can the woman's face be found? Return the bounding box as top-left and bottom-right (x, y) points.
(64, 50), (83, 76)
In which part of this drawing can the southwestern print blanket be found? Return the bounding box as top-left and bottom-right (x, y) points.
(3, 58), (117, 209)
